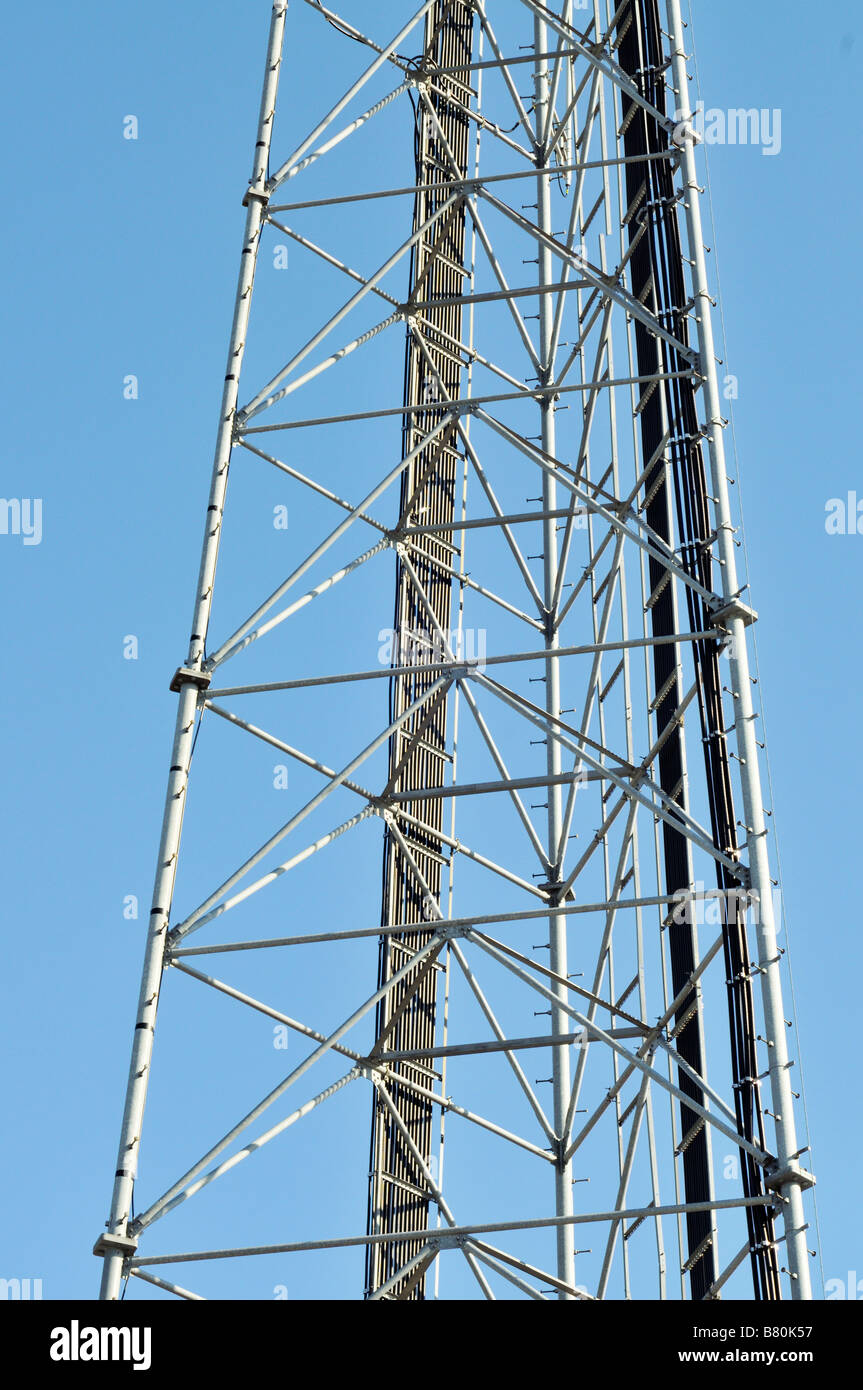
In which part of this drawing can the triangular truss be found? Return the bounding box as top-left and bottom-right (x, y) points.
(97, 0), (815, 1302)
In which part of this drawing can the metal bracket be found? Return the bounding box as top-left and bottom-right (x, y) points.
(437, 922), (472, 942)
(765, 1160), (816, 1195)
(92, 1232), (138, 1259)
(170, 666), (212, 694)
(711, 597), (759, 629)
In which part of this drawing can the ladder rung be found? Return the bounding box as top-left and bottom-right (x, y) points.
(675, 1116), (706, 1156)
(645, 570), (672, 610)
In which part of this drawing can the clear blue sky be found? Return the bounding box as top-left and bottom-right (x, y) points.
(1, 0), (860, 1300)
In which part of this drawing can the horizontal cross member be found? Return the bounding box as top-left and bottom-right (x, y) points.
(129, 1198), (777, 1266)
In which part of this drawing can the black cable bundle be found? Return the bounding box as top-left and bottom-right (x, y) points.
(617, 0), (780, 1300)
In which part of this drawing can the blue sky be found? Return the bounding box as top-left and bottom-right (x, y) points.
(1, 0), (861, 1301)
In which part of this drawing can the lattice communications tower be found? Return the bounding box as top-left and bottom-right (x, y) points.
(96, 0), (816, 1302)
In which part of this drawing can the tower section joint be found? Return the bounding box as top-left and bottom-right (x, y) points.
(169, 666), (212, 694)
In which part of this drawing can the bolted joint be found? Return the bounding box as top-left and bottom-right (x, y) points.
(92, 1231), (138, 1259)
(435, 1233), (463, 1251)
(242, 184), (271, 208)
(710, 596), (759, 629)
(170, 666), (212, 694)
(765, 1161), (816, 1195)
(537, 880), (572, 907)
(552, 1137), (569, 1174)
(165, 925), (182, 952)
(435, 922), (471, 942)
(447, 662), (473, 682)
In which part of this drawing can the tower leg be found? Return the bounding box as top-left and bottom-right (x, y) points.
(97, 0), (288, 1300)
(665, 0), (813, 1300)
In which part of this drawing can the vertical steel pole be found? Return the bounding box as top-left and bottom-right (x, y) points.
(98, 0), (288, 1300)
(534, 12), (576, 1299)
(665, 0), (813, 1299)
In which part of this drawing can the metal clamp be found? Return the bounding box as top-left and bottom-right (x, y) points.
(92, 1232), (138, 1258)
(169, 665), (212, 694)
(711, 597), (759, 629)
(765, 1160), (816, 1195)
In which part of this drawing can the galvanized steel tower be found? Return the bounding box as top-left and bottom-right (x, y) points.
(96, 0), (816, 1301)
